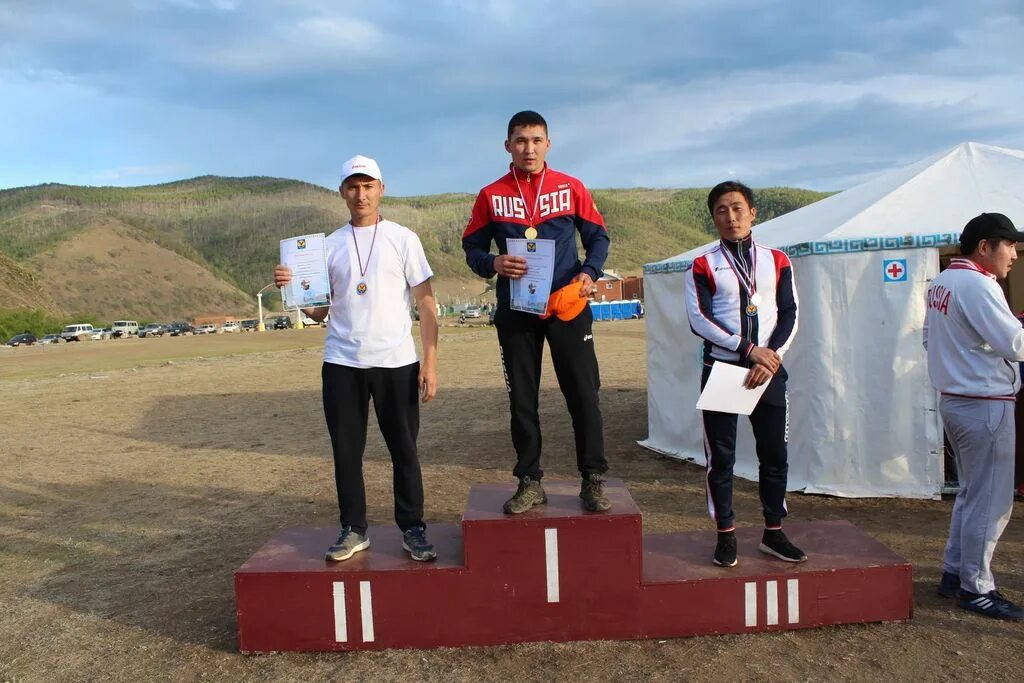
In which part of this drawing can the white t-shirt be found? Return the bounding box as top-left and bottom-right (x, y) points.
(323, 219), (433, 369)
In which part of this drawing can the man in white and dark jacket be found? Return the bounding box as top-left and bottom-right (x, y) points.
(684, 181), (802, 568)
(924, 212), (1024, 621)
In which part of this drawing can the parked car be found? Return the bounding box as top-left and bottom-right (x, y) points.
(273, 315), (293, 330)
(194, 323), (217, 335)
(89, 328), (112, 341)
(221, 321), (240, 333)
(168, 321), (194, 336)
(463, 304), (482, 319)
(5, 333), (37, 347)
(240, 319), (259, 332)
(112, 320), (139, 337)
(38, 333), (63, 344)
(138, 323), (167, 338)
(61, 323), (95, 342)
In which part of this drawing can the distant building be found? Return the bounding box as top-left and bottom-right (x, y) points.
(192, 314), (239, 326)
(622, 275), (644, 301)
(594, 270), (624, 301)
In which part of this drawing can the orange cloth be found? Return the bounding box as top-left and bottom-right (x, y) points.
(539, 281), (590, 321)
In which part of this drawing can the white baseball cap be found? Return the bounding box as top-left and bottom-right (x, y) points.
(340, 155), (383, 185)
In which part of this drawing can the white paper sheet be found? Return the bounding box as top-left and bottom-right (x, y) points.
(695, 362), (769, 415)
(507, 238), (555, 315)
(280, 233), (331, 309)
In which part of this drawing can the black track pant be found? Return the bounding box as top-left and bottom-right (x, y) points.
(494, 305), (606, 480)
(321, 361), (425, 535)
(700, 362), (789, 531)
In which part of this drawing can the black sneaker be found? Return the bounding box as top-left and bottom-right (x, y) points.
(325, 527), (370, 562)
(937, 571), (960, 598)
(713, 531), (738, 567)
(402, 527), (437, 562)
(580, 473), (612, 512)
(503, 476), (547, 514)
(759, 529), (807, 563)
(958, 590), (1024, 620)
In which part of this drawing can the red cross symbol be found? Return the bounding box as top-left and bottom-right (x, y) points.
(887, 262), (904, 279)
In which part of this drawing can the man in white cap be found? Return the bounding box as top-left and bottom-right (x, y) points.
(274, 155), (440, 562)
(925, 212), (1024, 620)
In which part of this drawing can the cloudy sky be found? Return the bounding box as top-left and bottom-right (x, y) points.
(1, 0), (1022, 195)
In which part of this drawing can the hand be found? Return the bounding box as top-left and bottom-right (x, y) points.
(572, 272), (596, 297)
(419, 363), (437, 403)
(494, 255), (528, 279)
(274, 265), (292, 288)
(744, 363), (774, 389)
(748, 346), (781, 374)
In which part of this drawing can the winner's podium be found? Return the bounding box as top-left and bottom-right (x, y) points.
(235, 480), (912, 652)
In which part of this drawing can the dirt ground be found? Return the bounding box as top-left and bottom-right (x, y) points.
(1, 320), (1021, 682)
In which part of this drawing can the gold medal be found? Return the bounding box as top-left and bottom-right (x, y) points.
(525, 226), (538, 239)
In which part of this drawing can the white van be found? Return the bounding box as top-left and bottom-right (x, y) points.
(112, 320), (139, 337)
(61, 323), (95, 342)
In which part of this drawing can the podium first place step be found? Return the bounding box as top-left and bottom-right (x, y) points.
(235, 479), (912, 651)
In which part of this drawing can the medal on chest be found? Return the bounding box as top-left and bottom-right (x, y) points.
(351, 216), (380, 295)
(721, 240), (761, 317)
(512, 167), (546, 241)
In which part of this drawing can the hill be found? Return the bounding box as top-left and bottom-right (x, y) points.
(0, 177), (829, 321)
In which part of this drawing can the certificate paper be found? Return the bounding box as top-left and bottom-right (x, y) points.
(507, 238), (555, 315)
(695, 362), (770, 415)
(280, 233), (331, 309)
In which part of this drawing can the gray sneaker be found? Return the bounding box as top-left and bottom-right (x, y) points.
(325, 527), (370, 562)
(503, 476), (547, 514)
(580, 473), (612, 512)
(402, 526), (438, 562)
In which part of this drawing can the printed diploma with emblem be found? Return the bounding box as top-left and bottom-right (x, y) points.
(280, 233), (331, 309)
(506, 238), (555, 315)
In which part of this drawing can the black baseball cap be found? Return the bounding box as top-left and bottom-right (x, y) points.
(959, 212), (1024, 252)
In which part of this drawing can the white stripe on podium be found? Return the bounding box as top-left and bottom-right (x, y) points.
(332, 582), (347, 642)
(744, 582), (757, 627)
(545, 528), (560, 603)
(360, 580), (375, 642)
(787, 579), (800, 624)
(766, 580), (779, 626)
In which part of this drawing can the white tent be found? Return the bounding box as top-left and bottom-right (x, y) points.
(640, 142), (1024, 498)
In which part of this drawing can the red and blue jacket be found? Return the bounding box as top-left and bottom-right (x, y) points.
(462, 164), (610, 309)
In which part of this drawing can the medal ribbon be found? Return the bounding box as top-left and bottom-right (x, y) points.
(720, 238), (758, 298)
(351, 214), (381, 280)
(511, 165), (547, 228)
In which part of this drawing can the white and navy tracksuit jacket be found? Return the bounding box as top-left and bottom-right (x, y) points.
(684, 237), (798, 531)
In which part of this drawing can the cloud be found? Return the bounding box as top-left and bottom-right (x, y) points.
(0, 0), (1021, 193)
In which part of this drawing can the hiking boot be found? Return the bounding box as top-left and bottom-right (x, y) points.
(713, 530), (738, 567)
(937, 571), (961, 598)
(402, 526), (438, 562)
(503, 476), (547, 514)
(580, 473), (612, 512)
(325, 527), (370, 562)
(759, 529), (807, 563)
(957, 590), (1024, 621)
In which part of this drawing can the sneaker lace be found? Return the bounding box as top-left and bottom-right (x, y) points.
(406, 527), (426, 547)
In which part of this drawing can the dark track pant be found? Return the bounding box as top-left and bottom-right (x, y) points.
(321, 361), (425, 535)
(700, 363), (789, 531)
(494, 305), (606, 480)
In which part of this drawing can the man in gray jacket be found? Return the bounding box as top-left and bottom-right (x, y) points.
(923, 212), (1024, 621)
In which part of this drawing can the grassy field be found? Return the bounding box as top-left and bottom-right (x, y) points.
(1, 321), (1021, 682)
